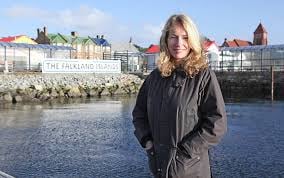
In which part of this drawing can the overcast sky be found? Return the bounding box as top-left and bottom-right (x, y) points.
(1, 0), (283, 47)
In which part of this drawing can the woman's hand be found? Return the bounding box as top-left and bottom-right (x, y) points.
(144, 140), (153, 150)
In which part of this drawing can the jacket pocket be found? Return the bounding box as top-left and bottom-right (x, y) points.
(176, 149), (200, 168)
(146, 147), (157, 175)
(171, 148), (201, 177)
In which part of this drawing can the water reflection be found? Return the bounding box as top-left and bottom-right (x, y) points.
(211, 101), (284, 178)
(0, 96), (150, 178)
(0, 97), (283, 178)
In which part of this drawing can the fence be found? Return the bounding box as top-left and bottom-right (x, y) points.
(0, 42), (73, 72)
(217, 44), (284, 72)
(209, 57), (284, 72)
(103, 52), (144, 73)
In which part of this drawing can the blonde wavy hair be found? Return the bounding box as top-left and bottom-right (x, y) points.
(158, 14), (208, 77)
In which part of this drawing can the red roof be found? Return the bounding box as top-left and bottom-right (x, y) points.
(222, 39), (252, 47)
(203, 40), (218, 50)
(0, 35), (23, 42)
(233, 39), (252, 46)
(145, 44), (160, 53)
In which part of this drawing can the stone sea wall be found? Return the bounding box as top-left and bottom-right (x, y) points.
(2, 70), (283, 103)
(0, 73), (143, 103)
(215, 71), (284, 100)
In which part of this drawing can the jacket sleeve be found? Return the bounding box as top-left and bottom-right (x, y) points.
(180, 69), (227, 156)
(132, 76), (152, 148)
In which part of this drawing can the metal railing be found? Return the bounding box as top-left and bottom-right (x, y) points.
(209, 57), (284, 72)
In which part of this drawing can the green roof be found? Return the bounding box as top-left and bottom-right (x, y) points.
(72, 36), (86, 44)
(47, 33), (68, 44)
(47, 33), (102, 45)
(58, 34), (72, 43)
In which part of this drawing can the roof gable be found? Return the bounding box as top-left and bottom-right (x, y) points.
(83, 37), (95, 45)
(58, 34), (73, 43)
(47, 33), (67, 43)
(203, 40), (219, 52)
(203, 40), (218, 49)
(145, 44), (160, 53)
(90, 37), (110, 46)
(254, 23), (267, 34)
(47, 33), (57, 40)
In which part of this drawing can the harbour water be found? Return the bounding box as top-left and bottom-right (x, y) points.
(0, 96), (283, 178)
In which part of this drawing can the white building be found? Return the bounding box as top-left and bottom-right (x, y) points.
(111, 41), (142, 72)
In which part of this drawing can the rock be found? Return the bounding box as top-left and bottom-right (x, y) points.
(3, 92), (13, 102)
(14, 95), (23, 102)
(114, 87), (126, 95)
(68, 86), (81, 98)
(39, 92), (50, 101)
(100, 88), (109, 96)
(0, 73), (144, 102)
(58, 89), (65, 97)
(89, 88), (98, 97)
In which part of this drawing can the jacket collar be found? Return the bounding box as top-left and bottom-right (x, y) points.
(172, 68), (187, 88)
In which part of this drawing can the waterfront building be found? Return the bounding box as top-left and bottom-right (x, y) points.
(35, 27), (111, 60)
(0, 42), (74, 72)
(212, 22), (284, 71)
(144, 44), (159, 71)
(218, 44), (284, 71)
(110, 39), (142, 72)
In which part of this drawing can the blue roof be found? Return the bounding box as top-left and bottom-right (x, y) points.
(221, 44), (284, 52)
(0, 42), (75, 50)
(90, 37), (111, 46)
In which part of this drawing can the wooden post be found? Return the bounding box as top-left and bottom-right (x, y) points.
(271, 65), (274, 101)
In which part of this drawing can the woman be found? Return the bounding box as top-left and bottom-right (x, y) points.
(132, 14), (227, 178)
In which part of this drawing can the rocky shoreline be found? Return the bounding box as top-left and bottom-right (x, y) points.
(0, 73), (143, 103)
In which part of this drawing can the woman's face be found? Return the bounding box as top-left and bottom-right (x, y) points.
(167, 23), (190, 63)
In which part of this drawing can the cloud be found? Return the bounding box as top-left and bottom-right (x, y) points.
(3, 4), (161, 46)
(137, 23), (163, 45)
(4, 5), (50, 18)
(55, 6), (115, 33)
(4, 5), (116, 34)
(144, 24), (163, 38)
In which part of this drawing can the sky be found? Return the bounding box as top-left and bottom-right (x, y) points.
(0, 0), (283, 47)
